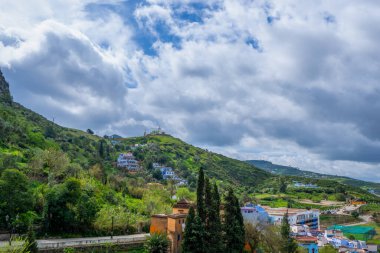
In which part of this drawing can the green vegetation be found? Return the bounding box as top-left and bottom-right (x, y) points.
(280, 212), (298, 253)
(183, 169), (244, 253)
(319, 215), (362, 228)
(1, 70), (380, 245)
(248, 160), (380, 195)
(319, 245), (337, 253)
(144, 233), (169, 253)
(359, 203), (380, 214)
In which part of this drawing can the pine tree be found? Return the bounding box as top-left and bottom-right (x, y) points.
(223, 188), (245, 253)
(281, 211), (298, 253)
(197, 167), (205, 222)
(183, 207), (205, 253)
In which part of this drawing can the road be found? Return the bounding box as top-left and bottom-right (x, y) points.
(0, 233), (149, 250)
(345, 215), (372, 226)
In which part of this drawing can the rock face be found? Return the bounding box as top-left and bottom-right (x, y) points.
(0, 69), (13, 104)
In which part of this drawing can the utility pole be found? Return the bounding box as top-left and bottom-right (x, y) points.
(111, 216), (114, 240)
(6, 215), (11, 246)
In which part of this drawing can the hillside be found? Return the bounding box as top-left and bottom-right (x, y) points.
(1, 69), (379, 239)
(0, 69), (273, 237)
(247, 160), (380, 195)
(115, 135), (272, 189)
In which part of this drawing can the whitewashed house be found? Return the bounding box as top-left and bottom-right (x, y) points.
(117, 153), (140, 171)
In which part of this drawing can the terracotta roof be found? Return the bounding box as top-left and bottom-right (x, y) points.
(168, 213), (188, 219)
(295, 236), (318, 243)
(151, 214), (168, 218)
(173, 199), (193, 208)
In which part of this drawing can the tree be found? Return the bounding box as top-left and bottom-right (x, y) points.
(152, 169), (163, 180)
(211, 183), (223, 248)
(176, 187), (195, 201)
(223, 188), (245, 253)
(86, 129), (94, 134)
(31, 148), (69, 184)
(44, 125), (56, 138)
(204, 180), (223, 252)
(279, 177), (287, 193)
(281, 211), (298, 253)
(0, 169), (33, 222)
(98, 141), (105, 159)
(145, 233), (169, 253)
(197, 167), (205, 222)
(319, 245), (337, 253)
(183, 206), (204, 253)
(351, 211), (359, 219)
(204, 178), (212, 252)
(244, 223), (261, 253)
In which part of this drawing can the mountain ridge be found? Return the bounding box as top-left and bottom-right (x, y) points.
(247, 159), (380, 194)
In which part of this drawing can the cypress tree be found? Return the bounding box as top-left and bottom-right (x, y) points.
(281, 211), (298, 253)
(204, 178), (212, 252)
(223, 188), (245, 253)
(197, 167), (205, 222)
(98, 140), (105, 158)
(209, 182), (223, 252)
(183, 207), (205, 253)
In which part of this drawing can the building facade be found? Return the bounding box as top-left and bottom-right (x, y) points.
(264, 207), (320, 230)
(240, 203), (270, 225)
(150, 199), (193, 253)
(117, 153), (140, 171)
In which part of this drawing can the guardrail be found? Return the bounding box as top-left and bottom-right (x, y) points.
(37, 234), (149, 250)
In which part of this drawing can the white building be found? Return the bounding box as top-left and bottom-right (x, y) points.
(160, 167), (175, 179)
(241, 203), (270, 225)
(291, 225), (311, 236)
(264, 207), (320, 230)
(117, 153), (140, 171)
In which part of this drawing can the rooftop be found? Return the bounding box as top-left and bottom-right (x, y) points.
(263, 206), (319, 216)
(173, 198), (193, 209)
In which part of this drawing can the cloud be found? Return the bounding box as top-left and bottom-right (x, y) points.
(1, 0), (380, 181)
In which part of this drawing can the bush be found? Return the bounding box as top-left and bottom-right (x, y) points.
(351, 211), (359, 219)
(145, 233), (169, 253)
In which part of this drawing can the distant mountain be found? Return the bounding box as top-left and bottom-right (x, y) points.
(246, 160), (380, 194)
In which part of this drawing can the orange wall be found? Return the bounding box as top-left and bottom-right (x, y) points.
(150, 217), (167, 234)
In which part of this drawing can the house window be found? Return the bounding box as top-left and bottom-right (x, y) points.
(177, 234), (181, 241)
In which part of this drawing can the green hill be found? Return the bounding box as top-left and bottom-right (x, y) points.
(247, 160), (380, 195)
(115, 135), (272, 188)
(1, 69), (379, 238)
(0, 69), (272, 237)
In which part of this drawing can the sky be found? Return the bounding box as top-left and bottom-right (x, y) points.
(1, 0), (380, 182)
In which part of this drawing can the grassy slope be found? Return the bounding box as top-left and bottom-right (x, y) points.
(0, 101), (101, 169)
